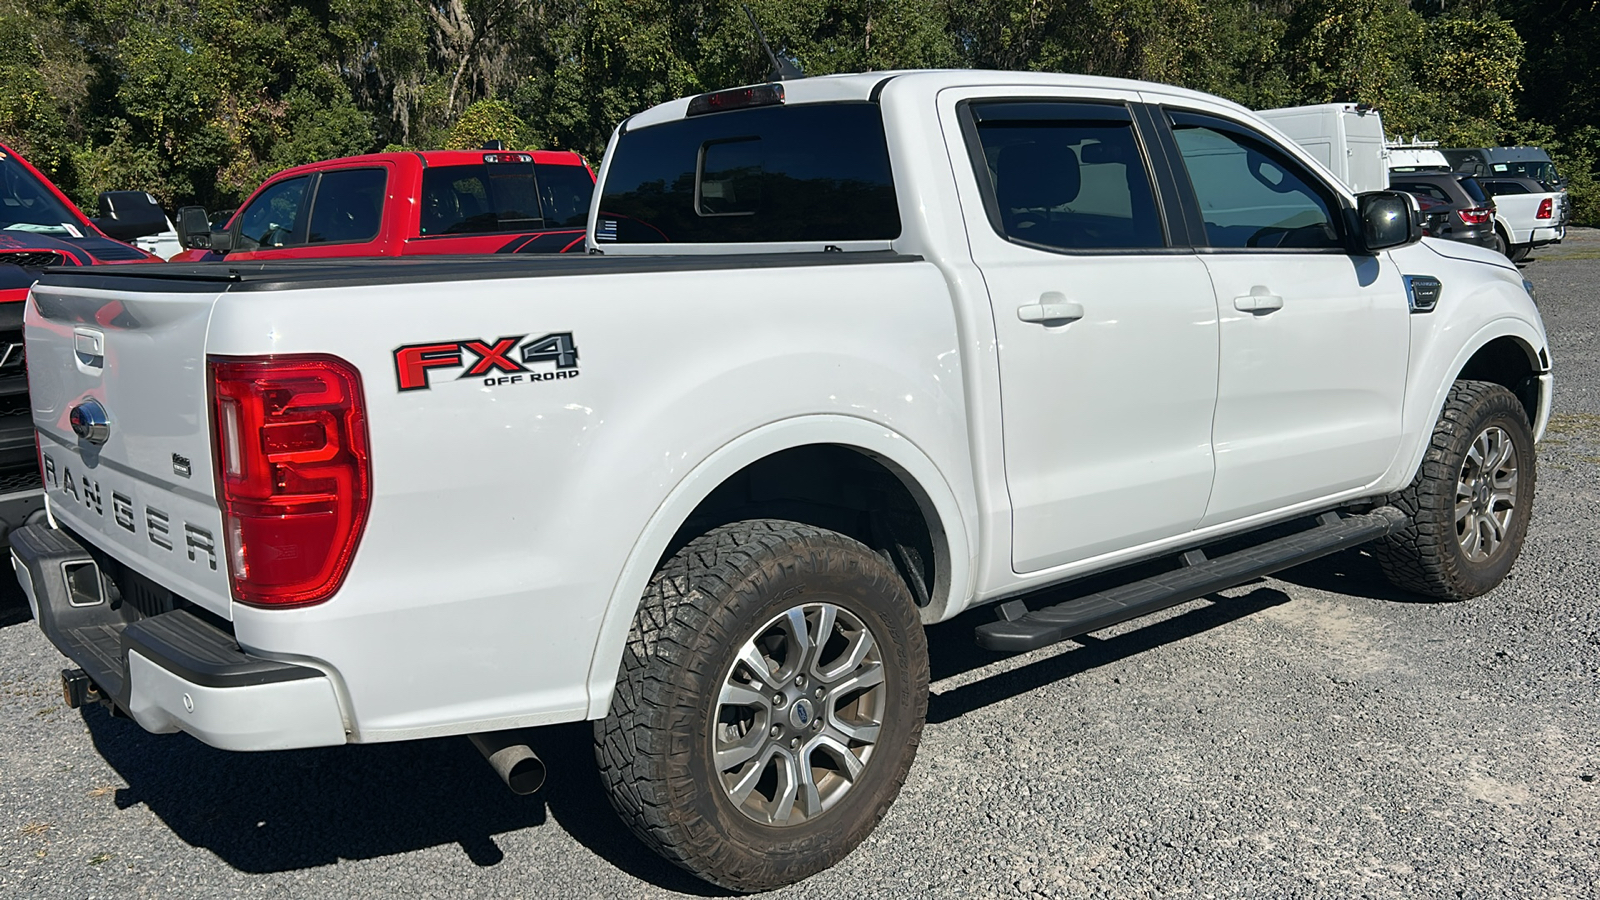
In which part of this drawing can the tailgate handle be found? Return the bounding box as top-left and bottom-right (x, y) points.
(74, 328), (104, 370)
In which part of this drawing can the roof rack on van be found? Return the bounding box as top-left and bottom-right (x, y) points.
(1385, 136), (1440, 149)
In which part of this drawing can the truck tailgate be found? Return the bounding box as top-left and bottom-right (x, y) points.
(26, 280), (232, 618)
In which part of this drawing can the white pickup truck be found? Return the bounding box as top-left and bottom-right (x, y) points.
(13, 71), (1551, 891)
(1477, 174), (1568, 261)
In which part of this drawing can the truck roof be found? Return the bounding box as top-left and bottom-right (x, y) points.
(624, 69), (1253, 132)
(264, 148), (589, 181)
(1479, 146), (1554, 164)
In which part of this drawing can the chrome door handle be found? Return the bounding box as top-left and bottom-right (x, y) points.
(1017, 298), (1085, 325)
(1233, 287), (1284, 313)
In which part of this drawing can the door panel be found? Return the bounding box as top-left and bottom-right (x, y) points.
(1160, 109), (1410, 525)
(955, 96), (1220, 574)
(1198, 253), (1409, 524)
(986, 256), (1220, 571)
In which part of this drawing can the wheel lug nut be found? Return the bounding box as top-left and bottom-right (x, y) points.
(814, 687), (823, 698)
(795, 675), (805, 687)
(790, 737), (799, 749)
(773, 694), (785, 706)
(770, 725), (781, 737)
(811, 720), (821, 731)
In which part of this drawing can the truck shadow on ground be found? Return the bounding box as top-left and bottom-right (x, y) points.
(922, 585), (1294, 724)
(0, 575), (32, 628)
(83, 706), (726, 894)
(73, 553), (1386, 893)
(1266, 546), (1435, 604)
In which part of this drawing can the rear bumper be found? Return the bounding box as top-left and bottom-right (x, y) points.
(10, 523), (347, 751)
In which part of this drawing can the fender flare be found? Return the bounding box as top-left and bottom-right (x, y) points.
(1396, 316), (1549, 485)
(581, 414), (975, 719)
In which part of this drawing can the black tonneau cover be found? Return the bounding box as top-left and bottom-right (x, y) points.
(36, 251), (920, 294)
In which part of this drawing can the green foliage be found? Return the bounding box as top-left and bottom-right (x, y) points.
(445, 99), (536, 150)
(0, 0), (1593, 223)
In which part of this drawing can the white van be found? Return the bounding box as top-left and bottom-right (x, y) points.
(1258, 102), (1389, 193)
(1386, 141), (1452, 173)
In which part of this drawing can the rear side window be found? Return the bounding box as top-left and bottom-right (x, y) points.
(308, 168), (386, 244)
(1169, 112), (1342, 250)
(967, 101), (1164, 251)
(1457, 177), (1489, 203)
(236, 176), (310, 250)
(596, 102), (899, 243)
(536, 164), (594, 227)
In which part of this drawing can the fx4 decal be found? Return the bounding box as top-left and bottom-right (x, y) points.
(394, 333), (579, 391)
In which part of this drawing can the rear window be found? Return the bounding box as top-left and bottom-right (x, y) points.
(1391, 181), (1452, 204)
(1457, 177), (1488, 203)
(596, 102), (900, 244)
(420, 162), (594, 236)
(1481, 180), (1529, 196)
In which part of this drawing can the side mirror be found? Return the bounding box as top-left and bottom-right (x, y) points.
(92, 191), (168, 242)
(1356, 190), (1422, 252)
(176, 206), (213, 250)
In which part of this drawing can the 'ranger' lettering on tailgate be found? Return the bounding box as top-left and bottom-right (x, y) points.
(42, 452), (217, 571)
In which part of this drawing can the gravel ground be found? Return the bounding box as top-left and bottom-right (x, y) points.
(3, 240), (1598, 899)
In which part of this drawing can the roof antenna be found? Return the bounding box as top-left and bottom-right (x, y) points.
(743, 4), (804, 81)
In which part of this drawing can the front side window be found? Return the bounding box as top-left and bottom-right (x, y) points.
(596, 102), (899, 243)
(1170, 113), (1343, 250)
(236, 176), (310, 250)
(968, 102), (1164, 251)
(308, 168), (387, 244)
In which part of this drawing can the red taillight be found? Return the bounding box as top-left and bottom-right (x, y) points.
(209, 355), (371, 608)
(1457, 207), (1491, 226)
(1537, 197), (1553, 220)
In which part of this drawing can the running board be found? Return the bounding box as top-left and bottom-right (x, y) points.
(975, 508), (1406, 653)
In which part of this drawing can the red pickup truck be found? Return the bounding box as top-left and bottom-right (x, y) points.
(175, 148), (596, 260)
(0, 142), (166, 534)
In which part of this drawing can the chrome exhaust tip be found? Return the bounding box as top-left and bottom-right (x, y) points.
(469, 730), (546, 795)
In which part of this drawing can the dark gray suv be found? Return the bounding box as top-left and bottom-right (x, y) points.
(1389, 173), (1499, 252)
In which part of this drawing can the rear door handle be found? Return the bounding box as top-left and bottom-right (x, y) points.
(1233, 287), (1284, 313)
(1017, 295), (1085, 325)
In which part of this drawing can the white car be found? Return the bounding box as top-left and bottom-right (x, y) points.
(14, 70), (1551, 891)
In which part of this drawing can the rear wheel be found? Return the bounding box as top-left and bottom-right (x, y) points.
(1509, 243), (1531, 263)
(1372, 380), (1536, 600)
(595, 519), (929, 891)
(1492, 228), (1510, 258)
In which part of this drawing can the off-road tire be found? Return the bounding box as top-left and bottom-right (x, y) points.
(1372, 380), (1536, 600)
(1509, 243), (1531, 263)
(595, 519), (929, 892)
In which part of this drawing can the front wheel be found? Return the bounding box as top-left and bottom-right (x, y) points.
(595, 519), (929, 892)
(1372, 380), (1536, 600)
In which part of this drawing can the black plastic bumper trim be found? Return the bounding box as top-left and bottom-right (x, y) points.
(9, 523), (321, 701)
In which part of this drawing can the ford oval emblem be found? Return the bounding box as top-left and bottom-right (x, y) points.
(69, 398), (110, 445)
